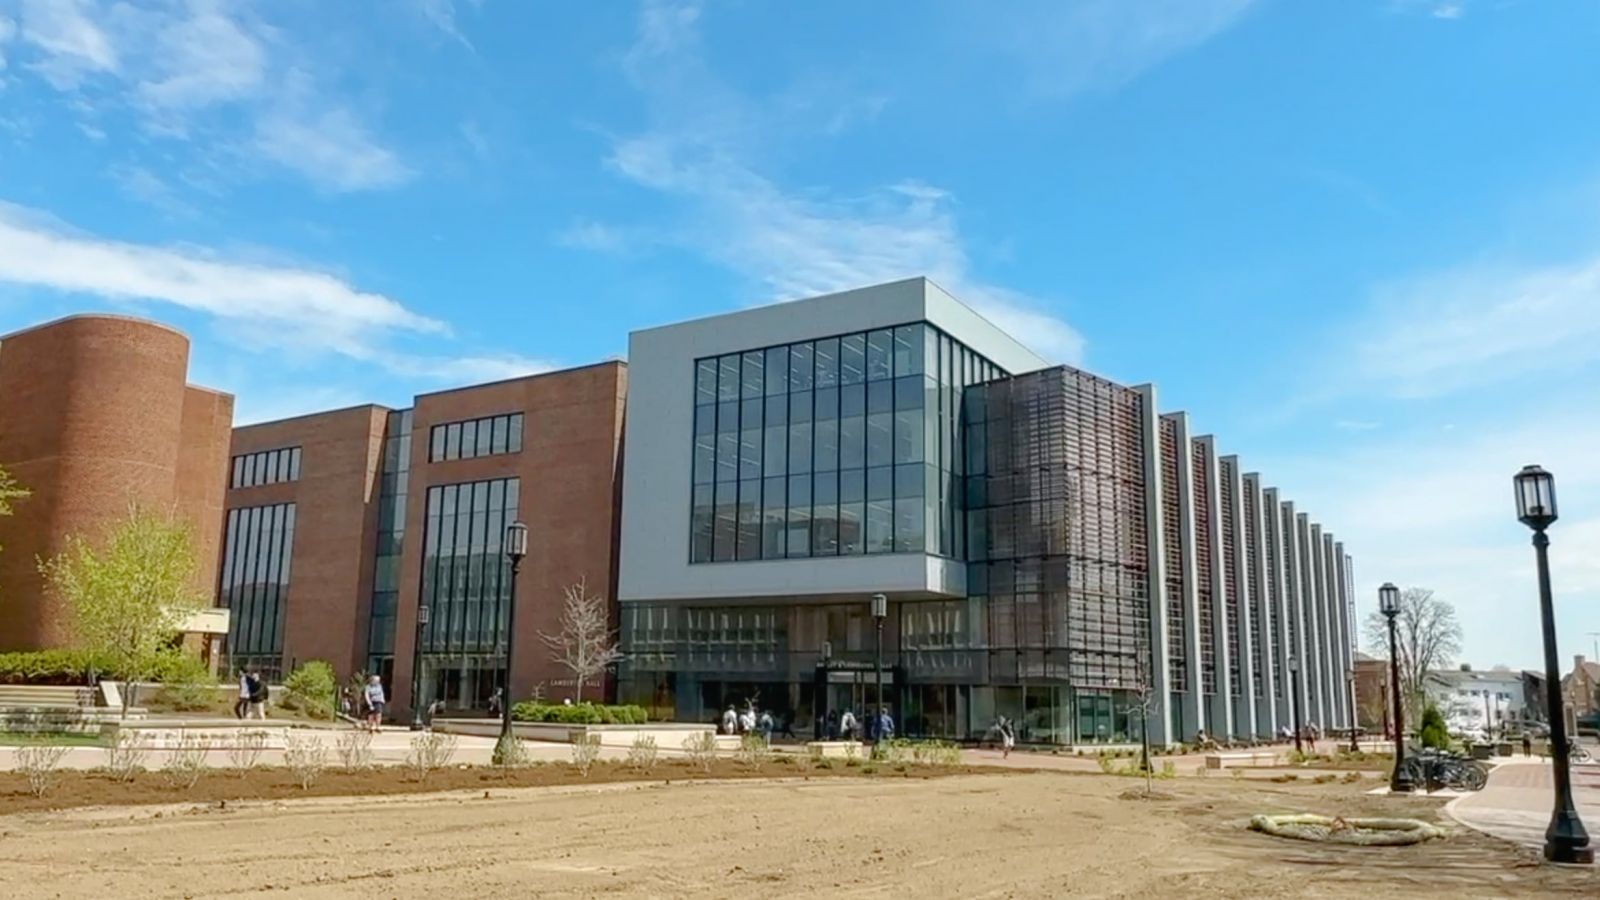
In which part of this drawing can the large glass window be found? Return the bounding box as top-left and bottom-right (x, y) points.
(419, 478), (519, 671)
(428, 413), (525, 462)
(688, 322), (994, 563)
(365, 410), (412, 675)
(230, 446), (302, 489)
(218, 502), (297, 678)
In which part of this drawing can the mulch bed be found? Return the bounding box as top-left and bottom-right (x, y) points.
(0, 758), (979, 815)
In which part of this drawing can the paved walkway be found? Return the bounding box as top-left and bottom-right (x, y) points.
(1445, 756), (1600, 864)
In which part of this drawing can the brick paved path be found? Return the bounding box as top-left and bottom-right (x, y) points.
(1446, 757), (1600, 863)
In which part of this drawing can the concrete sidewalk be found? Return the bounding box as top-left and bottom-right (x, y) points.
(1445, 756), (1600, 864)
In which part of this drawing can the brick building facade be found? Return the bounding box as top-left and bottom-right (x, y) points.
(0, 315), (233, 652)
(219, 362), (627, 718)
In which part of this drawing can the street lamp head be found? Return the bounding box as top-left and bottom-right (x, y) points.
(870, 593), (887, 620)
(505, 521), (529, 563)
(1513, 464), (1558, 530)
(1378, 582), (1401, 617)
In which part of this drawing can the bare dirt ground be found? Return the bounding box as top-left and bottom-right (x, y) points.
(0, 771), (1591, 899)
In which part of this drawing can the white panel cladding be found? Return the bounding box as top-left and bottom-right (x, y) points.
(618, 278), (1044, 604)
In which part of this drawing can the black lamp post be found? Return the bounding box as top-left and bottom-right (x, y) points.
(1288, 656), (1303, 755)
(1513, 464), (1592, 864)
(499, 521), (529, 746)
(870, 593), (887, 740)
(409, 603), (430, 731)
(1380, 582), (1415, 793)
(1348, 671), (1361, 753)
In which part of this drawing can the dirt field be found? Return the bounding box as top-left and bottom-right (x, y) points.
(0, 771), (1591, 898)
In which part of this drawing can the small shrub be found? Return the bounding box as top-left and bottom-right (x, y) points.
(571, 734), (603, 776)
(16, 741), (71, 797)
(1160, 761), (1176, 779)
(735, 732), (771, 769)
(284, 733), (328, 789)
(493, 734), (531, 768)
(1269, 773), (1301, 783)
(226, 730), (268, 774)
(405, 731), (458, 781)
(336, 729), (374, 771)
(162, 733), (210, 789)
(151, 651), (217, 712)
(626, 734), (659, 772)
(1312, 773), (1337, 785)
(861, 764), (878, 775)
(283, 661), (337, 720)
(1419, 705), (1451, 750)
(510, 702), (649, 725)
(843, 741), (861, 765)
(107, 728), (151, 782)
(814, 756), (836, 770)
(1341, 771), (1362, 784)
(684, 730), (717, 772)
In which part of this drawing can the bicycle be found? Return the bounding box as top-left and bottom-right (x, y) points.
(1401, 749), (1488, 792)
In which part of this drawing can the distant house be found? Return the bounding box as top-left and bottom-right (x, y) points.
(1423, 665), (1525, 737)
(1563, 656), (1600, 728)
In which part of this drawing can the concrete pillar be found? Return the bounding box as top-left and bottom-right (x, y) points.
(1198, 437), (1233, 739)
(1332, 538), (1352, 730)
(1224, 456), (1256, 739)
(1264, 488), (1291, 730)
(1283, 503), (1311, 731)
(1308, 521), (1330, 730)
(1244, 473), (1276, 738)
(1135, 385), (1172, 747)
(1164, 413), (1204, 742)
(1298, 514), (1324, 732)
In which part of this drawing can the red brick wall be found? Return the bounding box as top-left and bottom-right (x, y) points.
(391, 361), (627, 712)
(224, 406), (387, 677)
(0, 315), (231, 651)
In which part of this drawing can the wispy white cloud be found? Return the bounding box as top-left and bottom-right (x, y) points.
(412, 0), (474, 51)
(604, 0), (1087, 364)
(4, 0), (409, 194)
(1335, 419), (1381, 431)
(0, 202), (440, 351)
(16, 0), (117, 88)
(0, 15), (17, 71)
(253, 103), (414, 193)
(108, 164), (196, 217)
(981, 0), (1260, 99)
(558, 220), (629, 253)
(1388, 0), (1468, 20)
(1340, 255), (1600, 398)
(136, 1), (266, 112)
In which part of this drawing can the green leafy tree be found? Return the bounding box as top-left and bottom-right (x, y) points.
(1419, 703), (1451, 750)
(38, 505), (205, 717)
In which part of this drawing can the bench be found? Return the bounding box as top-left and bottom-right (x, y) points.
(1205, 750), (1280, 769)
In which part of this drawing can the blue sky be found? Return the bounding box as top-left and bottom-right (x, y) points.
(1, 0), (1598, 670)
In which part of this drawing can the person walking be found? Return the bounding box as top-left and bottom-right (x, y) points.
(1522, 732), (1533, 757)
(999, 717), (1016, 759)
(487, 687), (504, 718)
(738, 705), (756, 736)
(234, 670), (251, 719)
(757, 710), (774, 741)
(840, 708), (857, 742)
(245, 670), (268, 719)
(721, 704), (738, 736)
(876, 708), (895, 743)
(363, 674), (386, 731)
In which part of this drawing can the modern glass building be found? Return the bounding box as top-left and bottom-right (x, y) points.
(618, 277), (1358, 746)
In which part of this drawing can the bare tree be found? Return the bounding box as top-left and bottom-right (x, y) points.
(1132, 677), (1161, 797)
(1363, 587), (1461, 720)
(540, 577), (623, 704)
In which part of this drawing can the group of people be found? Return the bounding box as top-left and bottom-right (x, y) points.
(335, 674), (389, 731)
(232, 669), (268, 719)
(814, 707), (896, 743)
(721, 704), (793, 740)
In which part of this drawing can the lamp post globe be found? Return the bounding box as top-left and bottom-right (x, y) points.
(1512, 466), (1591, 864)
(499, 521), (530, 749)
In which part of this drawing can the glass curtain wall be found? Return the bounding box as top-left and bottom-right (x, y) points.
(1218, 457), (1242, 702)
(688, 322), (1002, 565)
(364, 409), (412, 688)
(218, 503), (297, 680)
(418, 477), (519, 711)
(1159, 418), (1187, 741)
(1193, 439), (1216, 709)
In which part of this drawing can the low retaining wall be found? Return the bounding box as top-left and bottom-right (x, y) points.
(101, 719), (295, 749)
(435, 718), (719, 750)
